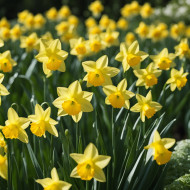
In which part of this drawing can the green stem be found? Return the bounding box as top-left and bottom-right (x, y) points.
(76, 122), (79, 151)
(7, 140), (12, 190)
(86, 180), (89, 190)
(43, 77), (47, 102)
(112, 107), (115, 178)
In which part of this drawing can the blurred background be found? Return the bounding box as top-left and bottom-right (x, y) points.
(0, 0), (171, 19)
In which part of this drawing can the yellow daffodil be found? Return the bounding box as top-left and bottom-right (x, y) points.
(20, 32), (38, 52)
(82, 55), (120, 87)
(130, 91), (162, 122)
(0, 50), (17, 73)
(115, 41), (148, 72)
(88, 25), (102, 35)
(70, 143), (111, 182)
(89, 0), (104, 17)
(166, 68), (188, 91)
(144, 130), (175, 165)
(10, 24), (23, 41)
(53, 80), (93, 123)
(35, 39), (68, 77)
(0, 39), (4, 47)
(103, 79), (134, 109)
(100, 29), (119, 48)
(0, 27), (10, 41)
(85, 17), (97, 28)
(0, 107), (30, 143)
(0, 154), (7, 180)
(34, 14), (46, 29)
(0, 132), (6, 150)
(23, 13), (35, 30)
(150, 48), (176, 70)
(135, 22), (149, 39)
(17, 10), (30, 24)
(125, 32), (136, 46)
(170, 22), (186, 39)
(28, 104), (58, 137)
(68, 15), (79, 27)
(0, 17), (10, 28)
(133, 63), (162, 89)
(117, 17), (128, 30)
(140, 3), (154, 18)
(88, 34), (105, 53)
(70, 37), (89, 60)
(0, 73), (9, 105)
(58, 6), (71, 19)
(60, 26), (77, 44)
(175, 38), (190, 59)
(36, 167), (72, 190)
(46, 7), (58, 21)
(56, 21), (69, 36)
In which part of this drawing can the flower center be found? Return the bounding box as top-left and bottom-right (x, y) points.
(46, 56), (62, 71)
(26, 37), (36, 47)
(145, 74), (158, 87)
(77, 160), (95, 181)
(176, 76), (187, 88)
(0, 155), (6, 165)
(62, 99), (81, 115)
(108, 92), (125, 108)
(105, 35), (115, 44)
(0, 58), (12, 72)
(143, 104), (156, 119)
(30, 120), (46, 137)
(88, 70), (105, 86)
(127, 53), (141, 67)
(158, 57), (172, 70)
(75, 44), (86, 55)
(90, 40), (101, 52)
(2, 124), (19, 139)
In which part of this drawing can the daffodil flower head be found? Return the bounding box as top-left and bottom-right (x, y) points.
(115, 41), (148, 72)
(117, 17), (128, 30)
(70, 143), (111, 182)
(125, 32), (136, 46)
(0, 154), (7, 180)
(144, 130), (175, 165)
(36, 167), (72, 190)
(53, 80), (93, 123)
(140, 3), (154, 18)
(0, 73), (9, 105)
(103, 79), (134, 109)
(58, 6), (71, 19)
(89, 0), (104, 17)
(0, 27), (10, 41)
(35, 39), (68, 77)
(175, 38), (190, 59)
(135, 22), (149, 38)
(133, 63), (162, 89)
(28, 104), (58, 137)
(0, 107), (30, 143)
(10, 24), (23, 41)
(150, 48), (176, 70)
(130, 91), (162, 122)
(0, 132), (6, 149)
(46, 7), (58, 20)
(82, 55), (120, 87)
(34, 14), (46, 29)
(88, 34), (104, 53)
(0, 51), (17, 73)
(166, 67), (188, 91)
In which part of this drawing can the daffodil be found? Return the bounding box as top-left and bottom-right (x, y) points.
(35, 39), (68, 77)
(0, 154), (7, 180)
(46, 7), (58, 20)
(133, 63), (162, 89)
(36, 167), (72, 190)
(0, 39), (4, 47)
(135, 22), (149, 39)
(130, 91), (162, 122)
(103, 79), (134, 109)
(53, 80), (93, 123)
(20, 32), (38, 52)
(166, 68), (188, 91)
(175, 38), (190, 59)
(117, 17), (128, 30)
(0, 27), (10, 41)
(18, 10), (30, 24)
(70, 143), (111, 182)
(0, 73), (9, 105)
(56, 21), (69, 36)
(144, 130), (175, 165)
(88, 34), (105, 53)
(68, 15), (79, 27)
(10, 24), (23, 41)
(0, 107), (30, 143)
(0, 17), (10, 28)
(28, 104), (58, 137)
(89, 0), (104, 17)
(115, 41), (148, 72)
(58, 6), (71, 19)
(0, 132), (6, 150)
(34, 14), (46, 29)
(140, 3), (154, 18)
(82, 55), (120, 87)
(125, 32), (136, 46)
(23, 13), (35, 30)
(0, 50), (17, 73)
(150, 48), (176, 70)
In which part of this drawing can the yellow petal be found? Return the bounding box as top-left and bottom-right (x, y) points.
(79, 99), (93, 112)
(51, 168), (59, 181)
(70, 153), (85, 164)
(93, 155), (111, 169)
(146, 91), (152, 101)
(103, 85), (116, 96)
(57, 87), (69, 97)
(130, 103), (141, 112)
(53, 97), (65, 109)
(18, 129), (29, 143)
(82, 61), (96, 72)
(102, 67), (120, 77)
(0, 84), (9, 95)
(8, 108), (19, 123)
(0, 73), (4, 83)
(35, 104), (44, 117)
(84, 143), (98, 159)
(117, 79), (127, 91)
(72, 112), (82, 123)
(36, 178), (53, 187)
(68, 81), (82, 96)
(96, 55), (108, 69)
(161, 138), (175, 149)
(19, 117), (30, 129)
(153, 130), (161, 142)
(70, 167), (80, 178)
(128, 41), (139, 54)
(94, 165), (106, 182)
(43, 107), (51, 121)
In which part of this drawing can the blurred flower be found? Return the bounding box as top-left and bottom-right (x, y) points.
(166, 68), (188, 91)
(150, 48), (176, 70)
(68, 15), (79, 27)
(10, 24), (23, 41)
(88, 34), (105, 53)
(115, 41), (148, 72)
(0, 107), (30, 143)
(36, 167), (72, 189)
(17, 10), (29, 23)
(85, 17), (97, 28)
(28, 104), (58, 137)
(125, 32), (136, 46)
(140, 3), (154, 18)
(70, 143), (111, 182)
(58, 6), (71, 19)
(0, 39), (4, 48)
(89, 0), (104, 17)
(0, 154), (7, 180)
(144, 130), (175, 165)
(56, 21), (69, 36)
(135, 22), (149, 39)
(133, 63), (162, 89)
(103, 79), (134, 109)
(34, 14), (46, 29)
(0, 50), (17, 72)
(0, 17), (10, 28)
(149, 25), (168, 42)
(53, 80), (93, 123)
(24, 13), (35, 30)
(82, 55), (120, 87)
(35, 39), (68, 77)
(20, 32), (38, 52)
(170, 22), (186, 39)
(175, 38), (190, 59)
(117, 17), (128, 30)
(46, 7), (58, 20)
(99, 15), (110, 29)
(0, 27), (10, 41)
(130, 91), (162, 122)
(0, 73), (9, 105)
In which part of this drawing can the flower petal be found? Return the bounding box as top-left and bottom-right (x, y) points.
(93, 155), (111, 169)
